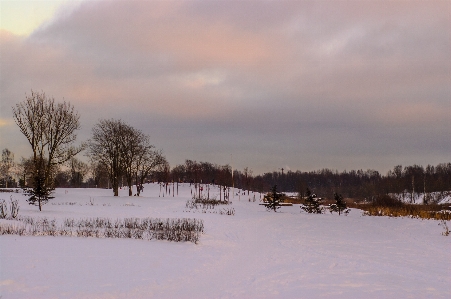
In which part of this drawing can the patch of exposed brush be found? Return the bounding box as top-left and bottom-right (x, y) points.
(360, 195), (451, 221)
(185, 195), (234, 215)
(0, 197), (19, 219)
(439, 220), (449, 236)
(184, 207), (235, 216)
(51, 202), (77, 206)
(186, 195), (231, 209)
(0, 216), (204, 244)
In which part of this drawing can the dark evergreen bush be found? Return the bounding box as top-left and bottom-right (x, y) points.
(300, 188), (323, 214)
(24, 172), (54, 210)
(263, 185), (284, 212)
(329, 193), (350, 215)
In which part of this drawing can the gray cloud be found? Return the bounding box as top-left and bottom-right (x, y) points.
(1, 0), (449, 174)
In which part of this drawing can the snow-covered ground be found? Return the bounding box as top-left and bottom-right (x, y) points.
(1, 183), (450, 298)
(392, 191), (451, 205)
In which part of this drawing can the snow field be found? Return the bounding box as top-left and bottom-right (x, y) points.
(1, 183), (450, 298)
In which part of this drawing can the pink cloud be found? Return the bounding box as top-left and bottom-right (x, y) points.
(1, 0), (450, 173)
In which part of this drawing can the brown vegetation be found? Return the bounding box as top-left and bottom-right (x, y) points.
(353, 195), (451, 220)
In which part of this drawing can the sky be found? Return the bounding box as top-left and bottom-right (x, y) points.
(0, 0), (450, 175)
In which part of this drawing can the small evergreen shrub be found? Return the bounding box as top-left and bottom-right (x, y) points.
(263, 185), (284, 212)
(300, 188), (323, 214)
(329, 193), (350, 215)
(23, 173), (55, 210)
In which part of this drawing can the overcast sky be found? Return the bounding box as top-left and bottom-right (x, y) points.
(0, 0), (450, 174)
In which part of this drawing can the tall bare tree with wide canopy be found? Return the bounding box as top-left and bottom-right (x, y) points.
(120, 124), (146, 196)
(88, 119), (166, 196)
(12, 90), (83, 210)
(88, 119), (127, 196)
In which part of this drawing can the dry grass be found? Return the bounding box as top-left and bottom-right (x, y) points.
(0, 216), (204, 243)
(352, 195), (451, 220)
(282, 195), (303, 204)
(362, 206), (451, 220)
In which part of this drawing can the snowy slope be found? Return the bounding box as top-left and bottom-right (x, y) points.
(392, 192), (451, 205)
(1, 183), (450, 298)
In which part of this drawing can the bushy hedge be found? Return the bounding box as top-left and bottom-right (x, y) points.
(0, 216), (204, 243)
(186, 195), (231, 210)
(184, 195), (235, 216)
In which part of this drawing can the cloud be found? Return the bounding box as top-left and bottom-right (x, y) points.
(0, 118), (13, 128)
(1, 0), (449, 173)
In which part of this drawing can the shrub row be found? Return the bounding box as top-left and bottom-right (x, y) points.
(186, 196), (232, 210)
(184, 207), (235, 216)
(0, 216), (204, 244)
(185, 195), (234, 216)
(361, 206), (451, 220)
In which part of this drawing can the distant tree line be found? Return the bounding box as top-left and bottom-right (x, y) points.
(4, 90), (451, 211)
(164, 161), (451, 202)
(248, 164), (451, 202)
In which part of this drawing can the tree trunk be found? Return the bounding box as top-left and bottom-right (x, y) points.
(113, 175), (119, 196)
(136, 173), (140, 196)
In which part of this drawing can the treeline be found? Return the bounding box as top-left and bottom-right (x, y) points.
(253, 164), (451, 200)
(3, 152), (451, 203)
(3, 90), (451, 210)
(163, 161), (451, 202)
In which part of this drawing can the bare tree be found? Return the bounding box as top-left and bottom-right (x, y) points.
(12, 90), (83, 210)
(68, 157), (89, 187)
(88, 119), (128, 196)
(243, 167), (253, 195)
(16, 157), (34, 188)
(0, 149), (15, 188)
(88, 119), (167, 197)
(134, 147), (167, 196)
(89, 160), (110, 188)
(121, 125), (146, 196)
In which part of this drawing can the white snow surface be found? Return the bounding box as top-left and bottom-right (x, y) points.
(1, 183), (450, 299)
(392, 192), (451, 205)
